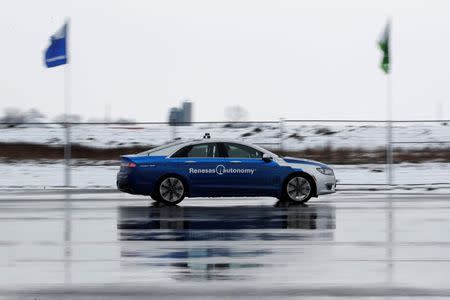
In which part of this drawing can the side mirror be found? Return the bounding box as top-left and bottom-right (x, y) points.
(262, 153), (273, 162)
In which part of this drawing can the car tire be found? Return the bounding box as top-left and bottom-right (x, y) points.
(155, 175), (186, 205)
(282, 174), (314, 203)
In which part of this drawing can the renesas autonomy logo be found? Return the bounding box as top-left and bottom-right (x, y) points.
(189, 164), (255, 175)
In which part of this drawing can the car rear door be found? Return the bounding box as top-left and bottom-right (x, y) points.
(170, 142), (226, 196)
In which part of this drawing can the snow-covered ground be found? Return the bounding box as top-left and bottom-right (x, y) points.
(1, 123), (448, 191)
(1, 161), (448, 191)
(0, 122), (448, 150)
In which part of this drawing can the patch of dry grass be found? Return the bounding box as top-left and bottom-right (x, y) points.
(0, 142), (449, 164)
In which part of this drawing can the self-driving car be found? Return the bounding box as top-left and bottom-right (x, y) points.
(117, 136), (336, 205)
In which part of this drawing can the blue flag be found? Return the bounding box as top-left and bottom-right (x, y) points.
(44, 23), (68, 68)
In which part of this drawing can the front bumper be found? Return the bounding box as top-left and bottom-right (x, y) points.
(316, 175), (337, 195)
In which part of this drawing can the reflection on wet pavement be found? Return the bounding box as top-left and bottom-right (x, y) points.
(2, 194), (450, 298)
(117, 203), (335, 280)
(118, 202), (335, 239)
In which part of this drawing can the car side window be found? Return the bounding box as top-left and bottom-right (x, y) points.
(223, 143), (263, 158)
(171, 143), (220, 158)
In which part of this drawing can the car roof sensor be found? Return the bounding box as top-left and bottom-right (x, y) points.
(203, 133), (211, 139)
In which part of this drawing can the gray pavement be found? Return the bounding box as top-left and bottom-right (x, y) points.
(0, 192), (450, 299)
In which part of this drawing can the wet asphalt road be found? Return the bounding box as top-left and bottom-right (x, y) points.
(1, 192), (450, 299)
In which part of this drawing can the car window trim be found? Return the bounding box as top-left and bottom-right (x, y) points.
(168, 142), (221, 159)
(165, 140), (278, 159)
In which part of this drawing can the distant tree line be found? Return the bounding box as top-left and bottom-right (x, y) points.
(0, 107), (135, 127)
(0, 108), (46, 126)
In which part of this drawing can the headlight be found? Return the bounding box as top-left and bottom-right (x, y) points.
(316, 167), (334, 175)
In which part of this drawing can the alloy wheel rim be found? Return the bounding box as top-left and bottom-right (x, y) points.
(160, 177), (184, 202)
(287, 177), (311, 201)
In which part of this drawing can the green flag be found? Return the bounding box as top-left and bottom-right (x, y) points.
(378, 21), (390, 74)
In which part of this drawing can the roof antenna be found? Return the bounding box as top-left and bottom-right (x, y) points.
(203, 133), (211, 139)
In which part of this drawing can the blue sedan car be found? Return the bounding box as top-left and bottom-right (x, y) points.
(117, 138), (336, 205)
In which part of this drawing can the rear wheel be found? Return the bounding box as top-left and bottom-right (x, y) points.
(283, 174), (314, 203)
(156, 176), (186, 205)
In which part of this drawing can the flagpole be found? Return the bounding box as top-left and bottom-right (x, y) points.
(386, 70), (394, 286)
(386, 20), (393, 187)
(387, 74), (393, 186)
(379, 17), (394, 287)
(64, 18), (71, 188)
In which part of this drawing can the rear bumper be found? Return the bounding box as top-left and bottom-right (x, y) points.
(117, 174), (136, 194)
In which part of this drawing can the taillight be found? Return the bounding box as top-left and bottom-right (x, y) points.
(121, 162), (137, 168)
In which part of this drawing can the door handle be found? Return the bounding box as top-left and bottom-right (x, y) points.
(230, 161), (241, 163)
(184, 160), (196, 163)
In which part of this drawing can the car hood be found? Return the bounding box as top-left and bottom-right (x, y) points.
(282, 157), (330, 169)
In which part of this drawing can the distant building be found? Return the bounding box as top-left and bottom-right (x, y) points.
(168, 101), (193, 126)
(168, 107), (182, 125)
(181, 101), (192, 123)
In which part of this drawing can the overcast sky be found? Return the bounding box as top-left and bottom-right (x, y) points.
(0, 0), (449, 122)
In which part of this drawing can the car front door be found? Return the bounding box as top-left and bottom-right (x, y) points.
(219, 142), (278, 196)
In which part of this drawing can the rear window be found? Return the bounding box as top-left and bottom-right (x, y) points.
(138, 142), (184, 156)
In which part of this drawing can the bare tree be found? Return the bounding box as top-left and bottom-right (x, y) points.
(0, 107), (46, 127)
(25, 108), (46, 123)
(53, 114), (82, 123)
(1, 108), (26, 124)
(224, 106), (250, 128)
(225, 106), (248, 122)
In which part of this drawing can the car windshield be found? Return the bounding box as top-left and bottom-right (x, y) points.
(138, 141), (185, 156)
(249, 143), (279, 158)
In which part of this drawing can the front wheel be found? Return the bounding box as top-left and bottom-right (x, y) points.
(155, 176), (186, 205)
(282, 174), (314, 203)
